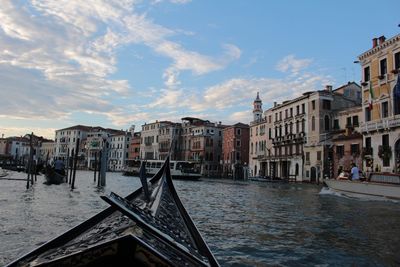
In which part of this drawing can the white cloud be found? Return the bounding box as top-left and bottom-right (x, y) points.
(276, 54), (313, 74)
(0, 0), (240, 135)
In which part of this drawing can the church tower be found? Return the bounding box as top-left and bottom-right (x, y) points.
(253, 92), (263, 121)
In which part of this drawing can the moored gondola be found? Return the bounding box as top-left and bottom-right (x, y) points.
(6, 156), (219, 267)
(44, 167), (66, 185)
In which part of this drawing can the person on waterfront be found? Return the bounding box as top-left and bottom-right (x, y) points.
(350, 163), (359, 181)
(54, 158), (65, 175)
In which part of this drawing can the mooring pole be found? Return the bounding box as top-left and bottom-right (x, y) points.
(69, 148), (74, 184)
(71, 138), (80, 190)
(93, 152), (97, 182)
(65, 148), (70, 181)
(97, 151), (101, 187)
(99, 143), (107, 187)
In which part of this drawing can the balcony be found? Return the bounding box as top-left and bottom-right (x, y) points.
(361, 117), (400, 133)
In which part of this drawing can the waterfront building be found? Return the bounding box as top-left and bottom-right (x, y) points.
(86, 127), (122, 169)
(140, 121), (173, 160)
(221, 123), (249, 179)
(128, 132), (141, 160)
(39, 141), (55, 162)
(249, 93), (268, 177)
(263, 94), (308, 181)
(108, 131), (130, 171)
(181, 117), (225, 176)
(158, 122), (182, 160)
(357, 34), (400, 173)
(303, 84), (361, 182)
(54, 125), (91, 160)
(331, 106), (363, 176)
(250, 83), (361, 182)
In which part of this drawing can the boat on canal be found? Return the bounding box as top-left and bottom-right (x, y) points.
(323, 172), (400, 200)
(6, 156), (219, 267)
(249, 176), (288, 183)
(44, 167), (66, 185)
(125, 159), (202, 180)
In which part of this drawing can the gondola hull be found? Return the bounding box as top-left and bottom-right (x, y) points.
(44, 168), (66, 185)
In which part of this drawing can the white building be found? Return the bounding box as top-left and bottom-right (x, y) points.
(108, 132), (130, 171)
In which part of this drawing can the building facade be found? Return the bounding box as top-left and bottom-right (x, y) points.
(358, 34), (400, 173)
(222, 123), (249, 179)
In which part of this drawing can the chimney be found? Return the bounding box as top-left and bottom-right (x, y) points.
(378, 35), (386, 45)
(325, 85), (332, 92)
(274, 101), (277, 107)
(372, 38), (378, 48)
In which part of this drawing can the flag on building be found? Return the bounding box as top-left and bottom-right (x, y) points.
(368, 81), (375, 110)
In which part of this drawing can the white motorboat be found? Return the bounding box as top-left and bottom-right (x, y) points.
(323, 172), (400, 200)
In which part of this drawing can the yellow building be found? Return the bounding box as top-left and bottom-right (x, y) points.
(357, 34), (400, 173)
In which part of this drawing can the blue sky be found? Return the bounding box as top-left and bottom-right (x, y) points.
(0, 0), (398, 139)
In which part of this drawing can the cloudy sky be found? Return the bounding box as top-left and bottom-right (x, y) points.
(0, 0), (398, 139)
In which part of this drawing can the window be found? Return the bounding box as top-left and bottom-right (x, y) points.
(290, 108), (293, 117)
(296, 105), (300, 115)
(312, 116), (315, 131)
(353, 116), (359, 127)
(302, 103), (305, 114)
(236, 140), (241, 147)
(285, 109), (288, 118)
(312, 100), (316, 110)
(382, 134), (390, 167)
(306, 152), (310, 161)
(395, 52), (400, 70)
(381, 102), (389, 118)
(346, 117), (352, 127)
(365, 137), (371, 149)
(364, 66), (370, 82)
(269, 128), (272, 139)
(236, 129), (241, 135)
(351, 144), (360, 155)
(365, 108), (371, 122)
(324, 115), (330, 131)
(380, 58), (387, 76)
(336, 145), (344, 158)
(333, 119), (339, 129)
(322, 100), (331, 110)
(395, 86), (400, 115)
(269, 115), (272, 123)
(317, 151), (321, 161)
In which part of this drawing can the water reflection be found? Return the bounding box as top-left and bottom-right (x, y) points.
(1, 172), (400, 266)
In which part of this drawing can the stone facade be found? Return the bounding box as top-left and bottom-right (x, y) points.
(358, 34), (400, 173)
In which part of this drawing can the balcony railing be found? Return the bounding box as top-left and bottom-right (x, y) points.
(361, 117), (400, 132)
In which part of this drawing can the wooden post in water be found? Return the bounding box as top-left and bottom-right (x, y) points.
(65, 148), (70, 181)
(69, 149), (74, 184)
(99, 143), (107, 187)
(71, 138), (80, 190)
(93, 152), (97, 182)
(97, 151), (101, 187)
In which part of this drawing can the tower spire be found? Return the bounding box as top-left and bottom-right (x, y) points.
(253, 92), (263, 121)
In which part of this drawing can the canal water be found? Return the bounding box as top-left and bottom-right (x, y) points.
(1, 170), (400, 266)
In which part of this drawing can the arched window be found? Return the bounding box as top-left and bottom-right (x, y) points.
(295, 163), (299, 176)
(324, 115), (330, 131)
(312, 116), (315, 131)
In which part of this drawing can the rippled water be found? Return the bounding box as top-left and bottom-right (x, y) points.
(1, 170), (400, 266)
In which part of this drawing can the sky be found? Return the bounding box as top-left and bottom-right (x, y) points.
(0, 0), (399, 139)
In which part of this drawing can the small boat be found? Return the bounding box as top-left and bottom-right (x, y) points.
(249, 176), (288, 183)
(6, 156), (219, 267)
(44, 167), (66, 185)
(144, 160), (202, 180)
(323, 172), (400, 200)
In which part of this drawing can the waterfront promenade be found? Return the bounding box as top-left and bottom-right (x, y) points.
(1, 171), (400, 266)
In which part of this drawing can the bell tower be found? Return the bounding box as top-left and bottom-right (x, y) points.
(253, 92), (263, 121)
